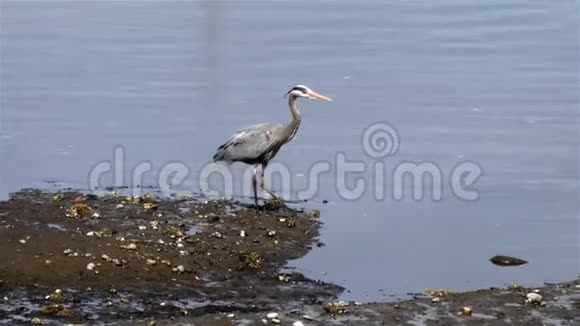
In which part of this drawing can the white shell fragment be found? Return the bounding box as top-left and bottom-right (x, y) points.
(266, 312), (279, 319)
(525, 292), (543, 304)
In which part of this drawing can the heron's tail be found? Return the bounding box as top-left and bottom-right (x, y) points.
(212, 143), (228, 162)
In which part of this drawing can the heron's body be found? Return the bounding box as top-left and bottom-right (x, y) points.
(213, 122), (297, 165)
(212, 85), (332, 207)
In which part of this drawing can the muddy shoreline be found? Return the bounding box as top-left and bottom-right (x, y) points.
(0, 189), (578, 325)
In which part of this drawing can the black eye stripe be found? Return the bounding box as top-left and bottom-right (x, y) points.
(292, 86), (308, 94)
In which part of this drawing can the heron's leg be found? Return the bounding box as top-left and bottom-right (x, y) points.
(252, 165), (259, 207)
(260, 164), (285, 206)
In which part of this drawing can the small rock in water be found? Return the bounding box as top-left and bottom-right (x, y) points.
(293, 322), (304, 326)
(19, 239), (27, 244)
(146, 259), (157, 265)
(271, 318), (281, 324)
(489, 255), (527, 266)
(86, 263), (96, 271)
(31, 317), (45, 325)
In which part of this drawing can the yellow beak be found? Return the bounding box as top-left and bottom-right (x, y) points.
(308, 90), (333, 101)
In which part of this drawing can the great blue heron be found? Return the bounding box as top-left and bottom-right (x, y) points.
(213, 85), (333, 207)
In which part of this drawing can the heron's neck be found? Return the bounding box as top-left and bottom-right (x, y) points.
(286, 96), (302, 141)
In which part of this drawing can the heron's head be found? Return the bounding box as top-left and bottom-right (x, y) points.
(284, 85), (333, 101)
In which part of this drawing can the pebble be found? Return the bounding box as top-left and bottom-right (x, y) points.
(460, 306), (472, 316)
(293, 322), (304, 326)
(226, 313), (235, 318)
(176, 265), (185, 273)
(101, 254), (111, 261)
(63, 249), (73, 255)
(122, 243), (137, 250)
(138, 225), (147, 231)
(86, 263), (96, 271)
(86, 231), (95, 236)
(240, 230), (246, 237)
(525, 292), (543, 304)
(19, 239), (26, 244)
(266, 312), (279, 319)
(45, 259), (52, 265)
(271, 318), (281, 324)
(91, 212), (100, 218)
(31, 317), (45, 325)
(146, 259), (157, 265)
(431, 297), (441, 303)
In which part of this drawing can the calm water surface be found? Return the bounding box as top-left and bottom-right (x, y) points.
(1, 0), (578, 300)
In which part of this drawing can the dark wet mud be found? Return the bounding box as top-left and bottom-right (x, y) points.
(0, 189), (340, 325)
(0, 189), (578, 325)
